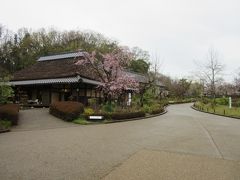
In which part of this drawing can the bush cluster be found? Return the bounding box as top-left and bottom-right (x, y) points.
(142, 103), (165, 115)
(83, 108), (95, 116)
(49, 101), (84, 121)
(150, 108), (164, 115)
(215, 98), (228, 106)
(0, 104), (19, 125)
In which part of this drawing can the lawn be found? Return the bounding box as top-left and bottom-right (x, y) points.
(194, 101), (240, 118)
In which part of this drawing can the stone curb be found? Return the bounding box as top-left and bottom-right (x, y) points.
(0, 129), (11, 133)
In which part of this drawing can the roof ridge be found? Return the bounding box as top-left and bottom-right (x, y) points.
(124, 69), (146, 76)
(41, 50), (83, 57)
(38, 51), (85, 61)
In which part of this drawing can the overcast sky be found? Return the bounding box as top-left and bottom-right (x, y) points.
(1, 0), (240, 81)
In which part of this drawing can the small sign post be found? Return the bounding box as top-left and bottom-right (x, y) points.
(229, 97), (232, 109)
(127, 92), (132, 106)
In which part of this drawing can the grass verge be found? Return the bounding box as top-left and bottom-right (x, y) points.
(194, 101), (240, 118)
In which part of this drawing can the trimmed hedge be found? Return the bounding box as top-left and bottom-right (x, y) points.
(90, 112), (111, 120)
(111, 111), (145, 120)
(0, 104), (20, 125)
(49, 101), (84, 121)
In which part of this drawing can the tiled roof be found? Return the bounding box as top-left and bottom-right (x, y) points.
(10, 76), (103, 86)
(11, 51), (155, 86)
(11, 57), (99, 81)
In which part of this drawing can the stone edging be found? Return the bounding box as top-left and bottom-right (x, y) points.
(191, 105), (240, 120)
(0, 129), (10, 133)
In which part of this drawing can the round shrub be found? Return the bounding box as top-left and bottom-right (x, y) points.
(0, 104), (19, 125)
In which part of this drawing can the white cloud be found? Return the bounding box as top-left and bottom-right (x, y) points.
(1, 0), (239, 81)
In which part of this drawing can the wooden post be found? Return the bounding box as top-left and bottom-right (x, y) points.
(229, 97), (232, 109)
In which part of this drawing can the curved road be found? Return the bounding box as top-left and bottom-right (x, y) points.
(0, 103), (240, 179)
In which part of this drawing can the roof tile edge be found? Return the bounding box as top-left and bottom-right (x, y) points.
(37, 51), (85, 61)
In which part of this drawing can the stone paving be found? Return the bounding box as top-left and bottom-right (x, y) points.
(0, 104), (240, 179)
(13, 108), (76, 131)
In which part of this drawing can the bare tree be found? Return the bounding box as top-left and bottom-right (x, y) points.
(195, 48), (225, 99)
(234, 68), (240, 94)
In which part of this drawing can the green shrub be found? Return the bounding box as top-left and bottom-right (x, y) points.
(149, 104), (164, 115)
(141, 103), (165, 114)
(88, 98), (99, 109)
(202, 98), (211, 104)
(0, 80), (14, 104)
(83, 108), (94, 119)
(142, 104), (151, 113)
(0, 104), (19, 125)
(84, 107), (95, 116)
(150, 108), (164, 115)
(215, 98), (228, 105)
(73, 117), (92, 125)
(49, 101), (84, 121)
(159, 100), (169, 106)
(102, 102), (115, 113)
(0, 120), (11, 130)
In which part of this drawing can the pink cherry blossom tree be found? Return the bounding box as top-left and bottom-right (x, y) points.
(75, 47), (139, 103)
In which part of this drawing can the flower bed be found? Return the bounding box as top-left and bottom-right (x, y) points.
(0, 104), (20, 126)
(49, 101), (84, 121)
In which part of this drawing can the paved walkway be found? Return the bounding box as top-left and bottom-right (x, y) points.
(0, 103), (240, 179)
(104, 150), (240, 180)
(13, 108), (76, 131)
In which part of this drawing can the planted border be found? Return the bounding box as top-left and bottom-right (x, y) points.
(49, 101), (84, 121)
(192, 102), (240, 119)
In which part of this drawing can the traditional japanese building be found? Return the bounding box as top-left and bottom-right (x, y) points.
(10, 51), (162, 106)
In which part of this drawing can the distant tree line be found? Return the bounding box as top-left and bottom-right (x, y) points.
(0, 25), (150, 78)
(1, 25), (238, 100)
